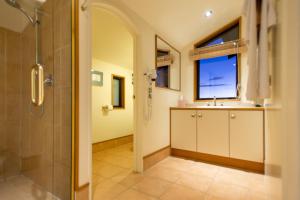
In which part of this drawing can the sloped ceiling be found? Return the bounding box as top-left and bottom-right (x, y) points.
(121, 0), (245, 49)
(0, 0), (46, 33)
(92, 7), (134, 70)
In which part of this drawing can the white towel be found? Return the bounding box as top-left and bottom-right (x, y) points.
(244, 0), (276, 100)
(244, 0), (258, 100)
(258, 0), (276, 98)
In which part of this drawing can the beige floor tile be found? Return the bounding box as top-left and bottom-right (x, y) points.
(93, 151), (111, 161)
(111, 170), (144, 188)
(144, 165), (183, 183)
(188, 162), (219, 179)
(214, 170), (251, 188)
(103, 156), (133, 169)
(93, 162), (127, 178)
(93, 174), (107, 187)
(115, 189), (157, 200)
(176, 172), (213, 192)
(207, 181), (248, 200)
(93, 179), (128, 200)
(246, 172), (270, 195)
(245, 191), (270, 200)
(92, 149), (272, 200)
(110, 150), (134, 159)
(132, 177), (172, 197)
(92, 142), (135, 200)
(157, 157), (194, 172)
(160, 184), (205, 200)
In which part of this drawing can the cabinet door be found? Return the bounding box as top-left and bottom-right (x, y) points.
(197, 110), (229, 157)
(229, 111), (264, 162)
(171, 110), (197, 151)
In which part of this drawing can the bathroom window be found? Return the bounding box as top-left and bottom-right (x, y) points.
(195, 19), (240, 100)
(112, 75), (125, 108)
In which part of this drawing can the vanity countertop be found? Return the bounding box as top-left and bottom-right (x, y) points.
(170, 106), (265, 111)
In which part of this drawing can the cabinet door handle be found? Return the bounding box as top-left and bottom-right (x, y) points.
(198, 113), (203, 118)
(231, 114), (236, 119)
(191, 114), (196, 118)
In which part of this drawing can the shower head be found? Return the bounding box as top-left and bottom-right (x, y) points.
(5, 0), (21, 8)
(5, 0), (36, 24)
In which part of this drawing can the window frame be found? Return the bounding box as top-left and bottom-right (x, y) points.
(112, 74), (125, 109)
(194, 17), (242, 102)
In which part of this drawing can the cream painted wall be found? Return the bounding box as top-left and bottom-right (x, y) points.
(92, 59), (133, 143)
(78, 0), (92, 188)
(92, 7), (134, 70)
(265, 0), (300, 199)
(91, 7), (134, 143)
(89, 0), (179, 157)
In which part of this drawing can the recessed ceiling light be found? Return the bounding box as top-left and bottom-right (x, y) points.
(204, 10), (213, 18)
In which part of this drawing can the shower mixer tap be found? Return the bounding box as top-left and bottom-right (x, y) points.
(44, 74), (54, 87)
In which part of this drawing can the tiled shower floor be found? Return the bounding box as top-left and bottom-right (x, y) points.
(0, 175), (58, 200)
(93, 143), (280, 200)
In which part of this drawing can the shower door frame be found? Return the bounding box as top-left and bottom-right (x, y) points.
(71, 0), (78, 199)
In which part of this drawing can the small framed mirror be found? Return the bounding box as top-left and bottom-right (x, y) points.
(155, 35), (181, 91)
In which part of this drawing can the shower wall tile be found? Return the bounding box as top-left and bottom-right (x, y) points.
(19, 0), (73, 199)
(0, 27), (22, 178)
(53, 162), (71, 200)
(52, 0), (72, 198)
(53, 0), (72, 50)
(20, 0), (54, 194)
(0, 33), (5, 124)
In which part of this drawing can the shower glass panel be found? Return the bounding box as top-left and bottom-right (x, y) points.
(0, 0), (72, 200)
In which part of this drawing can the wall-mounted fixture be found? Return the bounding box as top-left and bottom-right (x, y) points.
(102, 105), (113, 112)
(144, 69), (157, 83)
(143, 69), (157, 121)
(91, 70), (103, 87)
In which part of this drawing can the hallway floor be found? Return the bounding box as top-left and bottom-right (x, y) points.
(92, 144), (275, 200)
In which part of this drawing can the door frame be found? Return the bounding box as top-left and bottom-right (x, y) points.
(72, 0), (141, 198)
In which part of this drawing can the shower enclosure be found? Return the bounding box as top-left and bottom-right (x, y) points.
(0, 0), (72, 199)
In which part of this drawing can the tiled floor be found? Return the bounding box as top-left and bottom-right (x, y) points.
(93, 144), (276, 200)
(0, 175), (58, 200)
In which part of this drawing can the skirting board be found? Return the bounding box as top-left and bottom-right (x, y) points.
(75, 183), (89, 200)
(143, 146), (170, 171)
(171, 148), (264, 174)
(92, 135), (133, 153)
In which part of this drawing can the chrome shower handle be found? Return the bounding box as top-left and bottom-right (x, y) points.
(31, 64), (44, 106)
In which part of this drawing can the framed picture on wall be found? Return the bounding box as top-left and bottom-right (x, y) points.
(91, 70), (103, 86)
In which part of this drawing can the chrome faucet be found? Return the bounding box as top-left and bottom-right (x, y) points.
(213, 96), (217, 106)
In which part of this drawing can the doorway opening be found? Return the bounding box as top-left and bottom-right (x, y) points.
(90, 6), (136, 199)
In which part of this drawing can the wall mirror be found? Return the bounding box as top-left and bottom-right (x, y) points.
(155, 35), (181, 91)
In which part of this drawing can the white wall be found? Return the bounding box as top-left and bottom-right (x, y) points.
(92, 59), (134, 143)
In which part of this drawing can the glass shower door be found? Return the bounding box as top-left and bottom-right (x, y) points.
(0, 0), (72, 199)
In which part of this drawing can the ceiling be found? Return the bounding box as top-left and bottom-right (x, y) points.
(121, 0), (245, 49)
(0, 0), (46, 32)
(92, 7), (134, 70)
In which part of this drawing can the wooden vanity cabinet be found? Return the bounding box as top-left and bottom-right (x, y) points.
(197, 110), (229, 157)
(170, 110), (197, 151)
(170, 107), (265, 173)
(229, 111), (264, 162)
